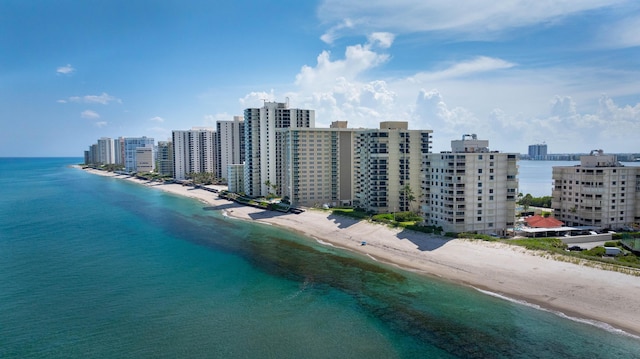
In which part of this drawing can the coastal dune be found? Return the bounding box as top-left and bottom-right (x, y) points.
(84, 168), (640, 337)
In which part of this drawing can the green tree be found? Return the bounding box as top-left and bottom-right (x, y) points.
(519, 193), (533, 211)
(402, 184), (417, 213)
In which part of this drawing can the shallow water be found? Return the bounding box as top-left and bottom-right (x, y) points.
(1, 158), (639, 358)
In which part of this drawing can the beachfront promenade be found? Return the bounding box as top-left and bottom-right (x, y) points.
(83, 168), (640, 337)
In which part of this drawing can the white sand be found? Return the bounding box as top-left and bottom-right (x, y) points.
(84, 168), (640, 336)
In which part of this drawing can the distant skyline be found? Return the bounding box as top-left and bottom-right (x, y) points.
(1, 0), (639, 156)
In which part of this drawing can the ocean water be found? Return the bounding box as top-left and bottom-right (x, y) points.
(1, 158), (640, 359)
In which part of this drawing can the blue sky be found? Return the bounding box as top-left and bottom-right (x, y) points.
(1, 0), (639, 157)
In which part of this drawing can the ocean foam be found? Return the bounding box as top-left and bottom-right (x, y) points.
(473, 287), (640, 340)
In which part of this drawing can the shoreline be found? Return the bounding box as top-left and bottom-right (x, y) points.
(81, 168), (640, 338)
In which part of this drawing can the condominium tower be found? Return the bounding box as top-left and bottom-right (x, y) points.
(244, 101), (314, 197)
(216, 116), (245, 181)
(97, 137), (115, 165)
(156, 141), (174, 177)
(551, 150), (640, 229)
(124, 136), (155, 173)
(425, 134), (518, 235)
(172, 128), (217, 180)
(355, 122), (433, 214)
(528, 143), (548, 160)
(280, 121), (357, 207)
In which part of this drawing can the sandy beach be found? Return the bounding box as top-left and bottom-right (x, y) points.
(83, 168), (640, 337)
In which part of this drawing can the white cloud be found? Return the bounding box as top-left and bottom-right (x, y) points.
(56, 99), (67, 104)
(94, 121), (107, 128)
(598, 15), (640, 48)
(149, 116), (165, 123)
(240, 36), (640, 153)
(295, 40), (390, 90)
(317, 0), (629, 41)
(320, 18), (355, 44)
(367, 32), (395, 49)
(56, 64), (75, 75)
(69, 93), (121, 105)
(410, 56), (515, 82)
(239, 91), (277, 108)
(81, 110), (100, 119)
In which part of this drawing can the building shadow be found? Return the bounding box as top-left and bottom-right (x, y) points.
(327, 213), (360, 229)
(247, 210), (289, 221)
(395, 228), (452, 251)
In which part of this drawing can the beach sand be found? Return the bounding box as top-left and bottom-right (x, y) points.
(84, 168), (640, 337)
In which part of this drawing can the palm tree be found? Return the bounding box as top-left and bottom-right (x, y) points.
(403, 184), (416, 213)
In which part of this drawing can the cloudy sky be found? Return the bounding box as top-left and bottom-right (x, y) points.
(1, 0), (639, 156)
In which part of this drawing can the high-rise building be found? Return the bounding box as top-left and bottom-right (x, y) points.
(227, 164), (245, 194)
(124, 137), (155, 173)
(528, 143), (548, 160)
(354, 122), (432, 214)
(216, 116), (245, 181)
(114, 137), (124, 166)
(425, 134), (518, 235)
(156, 141), (173, 177)
(97, 137), (115, 165)
(172, 128), (217, 180)
(136, 147), (154, 173)
(552, 150), (640, 229)
(244, 101), (314, 197)
(280, 121), (358, 207)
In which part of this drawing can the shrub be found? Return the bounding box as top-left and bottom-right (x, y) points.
(604, 241), (620, 247)
(583, 246), (605, 257)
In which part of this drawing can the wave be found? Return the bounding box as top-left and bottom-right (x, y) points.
(473, 287), (640, 340)
(315, 238), (334, 247)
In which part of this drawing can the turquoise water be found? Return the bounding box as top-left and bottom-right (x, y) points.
(1, 158), (639, 358)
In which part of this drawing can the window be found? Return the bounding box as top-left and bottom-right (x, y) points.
(478, 169), (483, 174)
(489, 196), (494, 200)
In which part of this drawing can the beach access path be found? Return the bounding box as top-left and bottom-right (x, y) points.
(83, 168), (640, 337)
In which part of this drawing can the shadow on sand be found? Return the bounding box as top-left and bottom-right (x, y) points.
(327, 213), (360, 229)
(395, 228), (452, 251)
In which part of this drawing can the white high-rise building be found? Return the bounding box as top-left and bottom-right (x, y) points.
(244, 101), (314, 197)
(552, 150), (640, 229)
(216, 116), (244, 181)
(425, 134), (518, 235)
(172, 128), (217, 180)
(97, 137), (115, 165)
(354, 122), (432, 214)
(227, 164), (245, 194)
(124, 137), (154, 173)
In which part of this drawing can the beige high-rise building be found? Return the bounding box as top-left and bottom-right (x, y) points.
(280, 121), (357, 207)
(425, 134), (518, 235)
(354, 122), (432, 214)
(135, 146), (155, 173)
(552, 150), (640, 229)
(280, 121), (432, 211)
